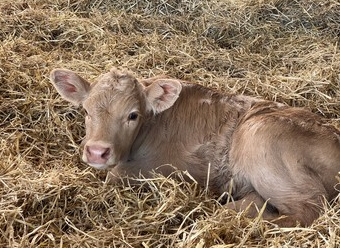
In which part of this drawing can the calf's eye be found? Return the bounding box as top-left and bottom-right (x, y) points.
(128, 112), (138, 121)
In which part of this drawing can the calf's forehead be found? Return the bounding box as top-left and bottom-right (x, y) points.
(84, 89), (142, 110)
(94, 70), (137, 91)
(83, 73), (145, 112)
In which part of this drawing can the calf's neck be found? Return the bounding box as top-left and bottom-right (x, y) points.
(50, 67), (340, 227)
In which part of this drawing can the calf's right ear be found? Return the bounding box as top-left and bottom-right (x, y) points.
(50, 69), (91, 106)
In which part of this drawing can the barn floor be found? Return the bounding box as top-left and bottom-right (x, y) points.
(1, 0), (339, 247)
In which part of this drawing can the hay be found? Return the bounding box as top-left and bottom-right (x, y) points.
(0, 0), (339, 247)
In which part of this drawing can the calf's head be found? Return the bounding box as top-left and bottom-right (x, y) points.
(50, 68), (182, 170)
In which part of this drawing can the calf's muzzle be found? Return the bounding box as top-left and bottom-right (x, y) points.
(85, 144), (111, 165)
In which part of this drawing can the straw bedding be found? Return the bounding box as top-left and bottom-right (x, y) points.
(1, 0), (339, 247)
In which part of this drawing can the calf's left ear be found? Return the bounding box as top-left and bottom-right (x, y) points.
(145, 79), (182, 114)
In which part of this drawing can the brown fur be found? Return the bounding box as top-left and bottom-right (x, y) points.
(50, 68), (340, 227)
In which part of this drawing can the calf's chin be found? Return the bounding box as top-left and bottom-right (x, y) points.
(88, 163), (112, 170)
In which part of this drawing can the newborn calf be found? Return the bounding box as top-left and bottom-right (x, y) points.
(50, 67), (340, 227)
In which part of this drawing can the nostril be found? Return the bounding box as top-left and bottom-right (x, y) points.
(101, 148), (111, 159)
(86, 145), (92, 156)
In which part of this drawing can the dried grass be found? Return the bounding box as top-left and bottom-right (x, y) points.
(0, 0), (339, 247)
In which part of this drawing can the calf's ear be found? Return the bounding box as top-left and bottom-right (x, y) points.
(50, 69), (91, 106)
(145, 79), (182, 114)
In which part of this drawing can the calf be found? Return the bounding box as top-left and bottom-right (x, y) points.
(50, 67), (340, 227)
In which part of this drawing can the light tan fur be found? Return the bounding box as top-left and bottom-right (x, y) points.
(50, 68), (340, 227)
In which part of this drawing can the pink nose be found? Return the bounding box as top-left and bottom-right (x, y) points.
(85, 145), (111, 164)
